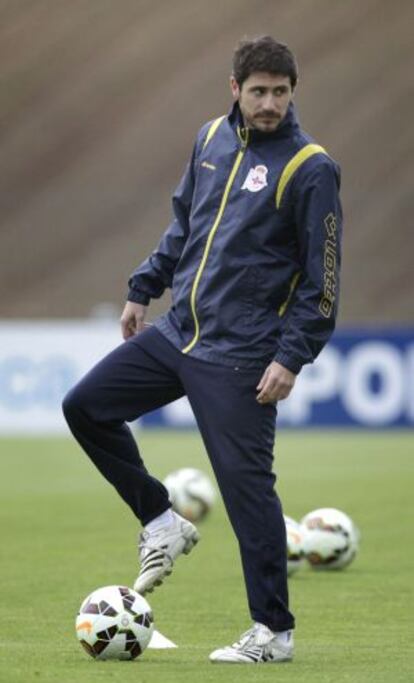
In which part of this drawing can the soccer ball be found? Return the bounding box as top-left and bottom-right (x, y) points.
(75, 585), (154, 660)
(163, 468), (216, 522)
(300, 508), (360, 570)
(284, 515), (305, 576)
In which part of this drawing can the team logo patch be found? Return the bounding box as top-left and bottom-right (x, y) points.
(241, 165), (268, 192)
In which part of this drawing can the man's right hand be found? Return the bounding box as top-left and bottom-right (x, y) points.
(120, 301), (148, 340)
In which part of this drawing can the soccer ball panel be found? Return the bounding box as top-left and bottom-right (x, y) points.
(76, 585), (154, 660)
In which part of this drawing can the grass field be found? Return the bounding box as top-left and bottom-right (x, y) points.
(0, 430), (413, 683)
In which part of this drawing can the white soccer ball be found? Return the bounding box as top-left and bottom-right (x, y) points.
(284, 515), (305, 576)
(75, 585), (154, 660)
(300, 508), (360, 570)
(163, 467), (216, 522)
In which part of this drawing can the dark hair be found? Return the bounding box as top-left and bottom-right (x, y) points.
(232, 36), (298, 89)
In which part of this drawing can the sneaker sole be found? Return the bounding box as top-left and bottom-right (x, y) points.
(183, 529), (200, 554)
(210, 655), (293, 664)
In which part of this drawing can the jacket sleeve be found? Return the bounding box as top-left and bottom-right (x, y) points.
(127, 144), (197, 305)
(274, 157), (342, 374)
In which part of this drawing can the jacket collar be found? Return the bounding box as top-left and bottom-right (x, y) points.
(228, 101), (300, 142)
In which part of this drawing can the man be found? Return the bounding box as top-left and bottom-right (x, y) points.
(63, 36), (342, 664)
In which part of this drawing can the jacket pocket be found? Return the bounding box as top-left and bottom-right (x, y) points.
(241, 265), (277, 325)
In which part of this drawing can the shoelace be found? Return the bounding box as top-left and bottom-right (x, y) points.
(233, 624), (260, 648)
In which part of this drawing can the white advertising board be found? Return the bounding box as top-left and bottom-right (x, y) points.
(0, 322), (413, 433)
(0, 321), (121, 434)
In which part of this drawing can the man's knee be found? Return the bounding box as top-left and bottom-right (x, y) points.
(62, 383), (90, 425)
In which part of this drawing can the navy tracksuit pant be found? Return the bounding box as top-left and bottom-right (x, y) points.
(62, 326), (294, 632)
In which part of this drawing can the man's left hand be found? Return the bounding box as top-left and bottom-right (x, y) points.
(256, 361), (296, 404)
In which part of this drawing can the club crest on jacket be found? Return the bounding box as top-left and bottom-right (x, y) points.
(241, 165), (268, 192)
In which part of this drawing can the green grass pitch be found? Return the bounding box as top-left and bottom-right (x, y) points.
(0, 430), (413, 683)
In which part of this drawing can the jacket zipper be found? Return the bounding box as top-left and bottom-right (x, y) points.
(182, 128), (249, 354)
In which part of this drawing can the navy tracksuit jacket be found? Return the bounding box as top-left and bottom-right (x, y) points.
(63, 101), (342, 634)
(129, 102), (342, 373)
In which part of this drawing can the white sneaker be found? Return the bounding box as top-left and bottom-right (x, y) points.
(133, 512), (200, 595)
(209, 623), (293, 664)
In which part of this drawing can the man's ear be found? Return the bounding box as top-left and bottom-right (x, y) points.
(230, 75), (240, 101)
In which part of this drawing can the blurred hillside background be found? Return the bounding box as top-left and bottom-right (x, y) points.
(1, 0), (413, 324)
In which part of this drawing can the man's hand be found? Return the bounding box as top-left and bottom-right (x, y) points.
(256, 361), (296, 404)
(120, 301), (147, 340)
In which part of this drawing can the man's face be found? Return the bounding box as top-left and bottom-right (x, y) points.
(230, 72), (294, 132)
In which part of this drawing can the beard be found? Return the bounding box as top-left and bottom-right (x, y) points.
(251, 113), (281, 131)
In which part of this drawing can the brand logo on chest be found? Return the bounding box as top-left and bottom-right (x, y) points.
(241, 165), (268, 192)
